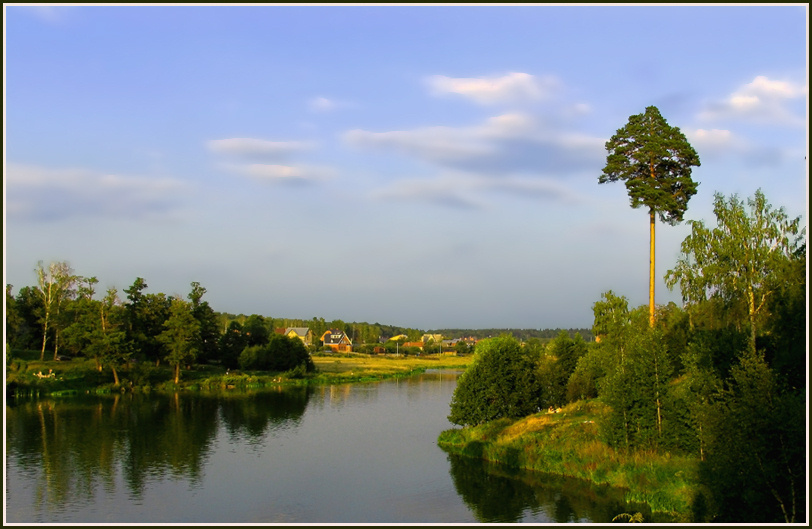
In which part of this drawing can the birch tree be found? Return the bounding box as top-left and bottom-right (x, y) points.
(35, 260), (76, 360)
(665, 189), (805, 355)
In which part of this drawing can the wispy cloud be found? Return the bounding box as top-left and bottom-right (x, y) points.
(369, 173), (487, 210)
(369, 171), (585, 210)
(685, 128), (787, 167)
(307, 96), (338, 113)
(6, 163), (187, 222)
(425, 72), (561, 105)
(208, 136), (333, 184)
(222, 163), (335, 184)
(344, 112), (604, 176)
(207, 138), (314, 159)
(698, 75), (807, 126)
(18, 5), (72, 24)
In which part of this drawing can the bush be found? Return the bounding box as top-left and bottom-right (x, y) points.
(239, 335), (315, 373)
(448, 335), (543, 427)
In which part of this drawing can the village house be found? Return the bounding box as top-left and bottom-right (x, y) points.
(278, 327), (314, 347)
(321, 329), (353, 352)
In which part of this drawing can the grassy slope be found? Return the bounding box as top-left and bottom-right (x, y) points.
(438, 399), (700, 521)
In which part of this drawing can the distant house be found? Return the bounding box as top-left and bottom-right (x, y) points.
(402, 341), (424, 350)
(321, 329), (353, 352)
(421, 333), (443, 343)
(284, 327), (314, 347)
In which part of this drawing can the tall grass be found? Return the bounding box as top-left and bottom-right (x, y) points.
(438, 399), (699, 521)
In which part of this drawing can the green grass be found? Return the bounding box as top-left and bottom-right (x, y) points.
(438, 400), (700, 521)
(6, 350), (473, 397)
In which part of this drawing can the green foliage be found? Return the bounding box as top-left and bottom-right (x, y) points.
(448, 335), (543, 426)
(124, 278), (171, 362)
(242, 314), (270, 347)
(157, 297), (200, 383)
(238, 334), (314, 373)
(218, 320), (248, 369)
(698, 350), (805, 522)
(188, 282), (221, 364)
(666, 189), (805, 355)
(600, 105), (700, 225)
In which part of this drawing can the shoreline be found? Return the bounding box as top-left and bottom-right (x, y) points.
(6, 351), (473, 398)
(437, 400), (701, 523)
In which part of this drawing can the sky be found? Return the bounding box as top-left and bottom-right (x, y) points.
(3, 4), (808, 331)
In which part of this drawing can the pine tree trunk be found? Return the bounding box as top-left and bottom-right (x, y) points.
(649, 208), (656, 327)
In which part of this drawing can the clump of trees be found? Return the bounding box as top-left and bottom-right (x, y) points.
(446, 188), (805, 523)
(239, 334), (315, 375)
(448, 335), (544, 426)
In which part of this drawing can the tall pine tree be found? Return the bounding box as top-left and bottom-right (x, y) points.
(600, 106), (700, 326)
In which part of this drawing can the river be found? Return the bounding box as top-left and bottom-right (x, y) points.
(5, 369), (648, 523)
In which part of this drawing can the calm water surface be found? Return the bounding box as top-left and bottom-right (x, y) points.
(6, 370), (647, 523)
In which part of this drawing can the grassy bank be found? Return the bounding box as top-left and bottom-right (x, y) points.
(438, 399), (702, 522)
(6, 350), (472, 396)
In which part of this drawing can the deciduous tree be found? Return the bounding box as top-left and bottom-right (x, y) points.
(665, 189), (805, 356)
(158, 297), (200, 384)
(34, 260), (77, 360)
(448, 335), (543, 426)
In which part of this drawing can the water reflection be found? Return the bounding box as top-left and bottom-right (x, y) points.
(6, 374), (662, 523)
(445, 452), (655, 523)
(6, 388), (311, 516)
(219, 386), (312, 441)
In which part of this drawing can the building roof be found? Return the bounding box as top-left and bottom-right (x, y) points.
(322, 329), (352, 345)
(286, 327), (312, 338)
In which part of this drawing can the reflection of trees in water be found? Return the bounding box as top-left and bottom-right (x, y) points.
(444, 452), (653, 523)
(121, 392), (220, 497)
(445, 452), (537, 522)
(218, 386), (311, 441)
(6, 389), (310, 513)
(7, 397), (122, 512)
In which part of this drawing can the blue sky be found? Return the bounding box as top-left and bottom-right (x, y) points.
(4, 5), (808, 330)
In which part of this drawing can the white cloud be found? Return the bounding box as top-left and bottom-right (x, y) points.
(207, 138), (314, 159)
(6, 163), (186, 222)
(308, 96), (337, 113)
(425, 72), (560, 105)
(225, 163), (335, 183)
(686, 128), (735, 152)
(685, 128), (787, 166)
(698, 75), (807, 126)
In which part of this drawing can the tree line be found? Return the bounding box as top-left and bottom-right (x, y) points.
(6, 267), (596, 382)
(4, 273), (434, 382)
(429, 328), (592, 342)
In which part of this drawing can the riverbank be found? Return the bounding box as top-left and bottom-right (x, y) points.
(437, 399), (702, 523)
(5, 350), (473, 397)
